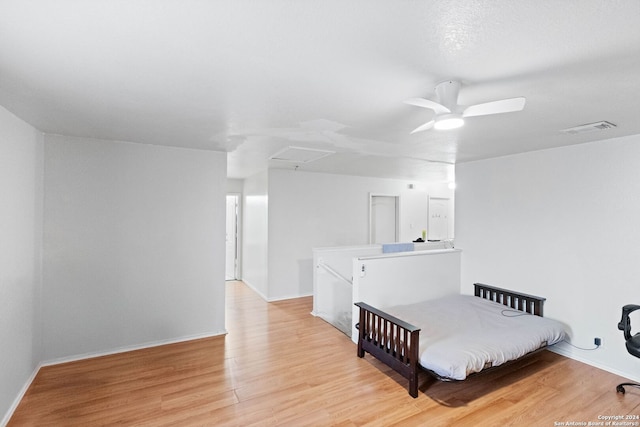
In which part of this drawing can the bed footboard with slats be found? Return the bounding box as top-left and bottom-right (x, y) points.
(355, 283), (548, 398)
(355, 302), (421, 397)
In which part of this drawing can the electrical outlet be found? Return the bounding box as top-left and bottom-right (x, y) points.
(594, 337), (602, 346)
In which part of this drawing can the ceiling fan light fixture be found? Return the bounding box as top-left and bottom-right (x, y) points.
(434, 114), (464, 130)
(405, 80), (525, 134)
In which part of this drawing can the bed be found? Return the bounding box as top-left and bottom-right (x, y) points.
(355, 283), (565, 397)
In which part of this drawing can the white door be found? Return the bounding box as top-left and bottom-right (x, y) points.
(428, 197), (449, 241)
(225, 195), (238, 280)
(370, 195), (399, 244)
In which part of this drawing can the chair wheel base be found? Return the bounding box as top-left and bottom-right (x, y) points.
(617, 383), (640, 394)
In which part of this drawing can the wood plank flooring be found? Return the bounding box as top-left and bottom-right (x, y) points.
(9, 281), (640, 426)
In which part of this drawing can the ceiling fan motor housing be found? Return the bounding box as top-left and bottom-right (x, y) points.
(435, 80), (461, 110)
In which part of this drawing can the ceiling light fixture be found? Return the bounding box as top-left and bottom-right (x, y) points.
(434, 114), (464, 130)
(405, 80), (524, 133)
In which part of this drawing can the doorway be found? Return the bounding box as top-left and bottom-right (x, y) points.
(427, 197), (449, 240)
(225, 194), (240, 280)
(369, 194), (399, 244)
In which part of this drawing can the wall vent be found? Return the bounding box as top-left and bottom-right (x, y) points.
(560, 121), (617, 135)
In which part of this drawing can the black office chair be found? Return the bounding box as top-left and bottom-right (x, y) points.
(617, 304), (640, 394)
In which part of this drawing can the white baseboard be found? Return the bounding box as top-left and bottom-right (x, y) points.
(1, 362), (42, 427)
(267, 292), (313, 302)
(239, 279), (313, 302)
(40, 331), (227, 367)
(240, 279), (269, 301)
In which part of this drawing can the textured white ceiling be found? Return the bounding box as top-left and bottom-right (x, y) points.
(1, 1), (640, 181)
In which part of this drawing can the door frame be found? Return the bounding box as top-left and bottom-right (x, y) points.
(427, 196), (450, 241)
(368, 193), (400, 244)
(225, 193), (242, 280)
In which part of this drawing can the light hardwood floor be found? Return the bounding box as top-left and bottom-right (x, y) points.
(9, 281), (640, 426)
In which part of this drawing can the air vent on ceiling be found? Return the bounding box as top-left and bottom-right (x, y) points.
(560, 121), (617, 135)
(269, 146), (334, 163)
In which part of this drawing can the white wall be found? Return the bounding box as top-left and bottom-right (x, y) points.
(242, 171), (269, 298)
(456, 134), (640, 382)
(266, 169), (453, 300)
(42, 135), (227, 361)
(226, 178), (244, 194)
(0, 106), (43, 424)
(352, 249), (461, 341)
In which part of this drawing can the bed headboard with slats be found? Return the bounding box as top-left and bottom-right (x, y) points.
(474, 283), (546, 317)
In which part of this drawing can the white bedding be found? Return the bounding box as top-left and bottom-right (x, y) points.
(383, 294), (566, 380)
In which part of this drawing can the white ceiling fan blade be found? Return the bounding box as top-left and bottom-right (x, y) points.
(404, 98), (451, 114)
(410, 120), (435, 134)
(462, 97), (526, 118)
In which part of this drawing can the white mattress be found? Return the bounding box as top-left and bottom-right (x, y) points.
(383, 294), (566, 380)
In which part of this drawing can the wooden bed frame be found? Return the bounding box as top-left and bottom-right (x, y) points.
(355, 283), (547, 398)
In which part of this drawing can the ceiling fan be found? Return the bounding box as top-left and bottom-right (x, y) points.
(405, 80), (526, 133)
